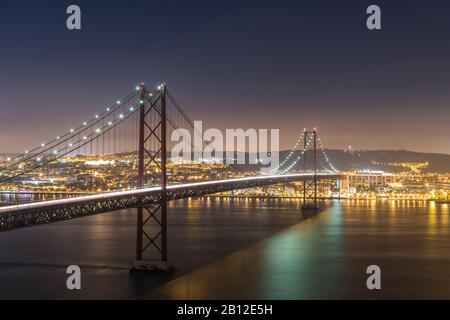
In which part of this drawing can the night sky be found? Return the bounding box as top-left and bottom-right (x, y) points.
(1, 0), (450, 153)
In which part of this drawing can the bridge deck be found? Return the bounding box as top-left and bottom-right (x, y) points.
(0, 173), (339, 232)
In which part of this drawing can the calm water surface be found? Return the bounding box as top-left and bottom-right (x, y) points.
(0, 197), (304, 299)
(0, 197), (449, 299)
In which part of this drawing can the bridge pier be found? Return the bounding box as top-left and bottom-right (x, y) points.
(131, 260), (173, 272)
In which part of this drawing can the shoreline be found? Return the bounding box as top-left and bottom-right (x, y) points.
(208, 194), (448, 203)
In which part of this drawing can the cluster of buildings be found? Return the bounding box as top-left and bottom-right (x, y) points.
(0, 154), (449, 201)
(0, 153), (249, 194)
(340, 170), (450, 200)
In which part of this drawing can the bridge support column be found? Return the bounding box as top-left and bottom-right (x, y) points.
(131, 83), (172, 272)
(302, 129), (318, 210)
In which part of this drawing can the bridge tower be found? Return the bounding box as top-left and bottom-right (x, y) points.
(302, 129), (318, 210)
(131, 83), (171, 271)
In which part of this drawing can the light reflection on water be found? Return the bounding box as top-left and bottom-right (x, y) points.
(0, 193), (74, 207)
(149, 199), (450, 300)
(0, 197), (305, 299)
(1, 197), (450, 299)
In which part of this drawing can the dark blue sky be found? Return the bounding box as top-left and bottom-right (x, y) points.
(1, 0), (450, 153)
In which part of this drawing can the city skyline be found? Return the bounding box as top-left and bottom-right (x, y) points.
(1, 0), (450, 154)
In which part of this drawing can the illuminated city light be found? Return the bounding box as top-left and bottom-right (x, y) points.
(85, 160), (115, 166)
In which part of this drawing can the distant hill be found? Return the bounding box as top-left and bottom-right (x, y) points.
(2, 150), (450, 174)
(231, 149), (450, 173)
(275, 149), (450, 174)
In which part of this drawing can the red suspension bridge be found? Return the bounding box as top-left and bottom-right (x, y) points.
(0, 83), (340, 270)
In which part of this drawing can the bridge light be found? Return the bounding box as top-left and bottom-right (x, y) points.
(95, 115), (99, 119)
(36, 157), (41, 162)
(83, 136), (87, 140)
(53, 150), (58, 154)
(130, 107), (134, 111)
(108, 121), (113, 126)
(25, 151), (29, 154)
(41, 143), (45, 147)
(119, 114), (124, 119)
(6, 157), (11, 161)
(136, 86), (140, 91)
(116, 100), (121, 105)
(96, 128), (101, 133)
(69, 143), (73, 147)
(83, 122), (87, 126)
(139, 100), (144, 104)
(70, 129), (74, 133)
(106, 107), (110, 112)
(56, 136), (60, 140)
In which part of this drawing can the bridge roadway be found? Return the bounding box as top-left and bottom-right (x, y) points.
(0, 173), (338, 232)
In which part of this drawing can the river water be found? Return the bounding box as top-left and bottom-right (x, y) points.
(0, 197), (449, 299)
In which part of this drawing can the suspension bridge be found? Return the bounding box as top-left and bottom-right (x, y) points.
(0, 83), (340, 270)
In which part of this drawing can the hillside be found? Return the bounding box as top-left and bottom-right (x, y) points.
(279, 149), (450, 173)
